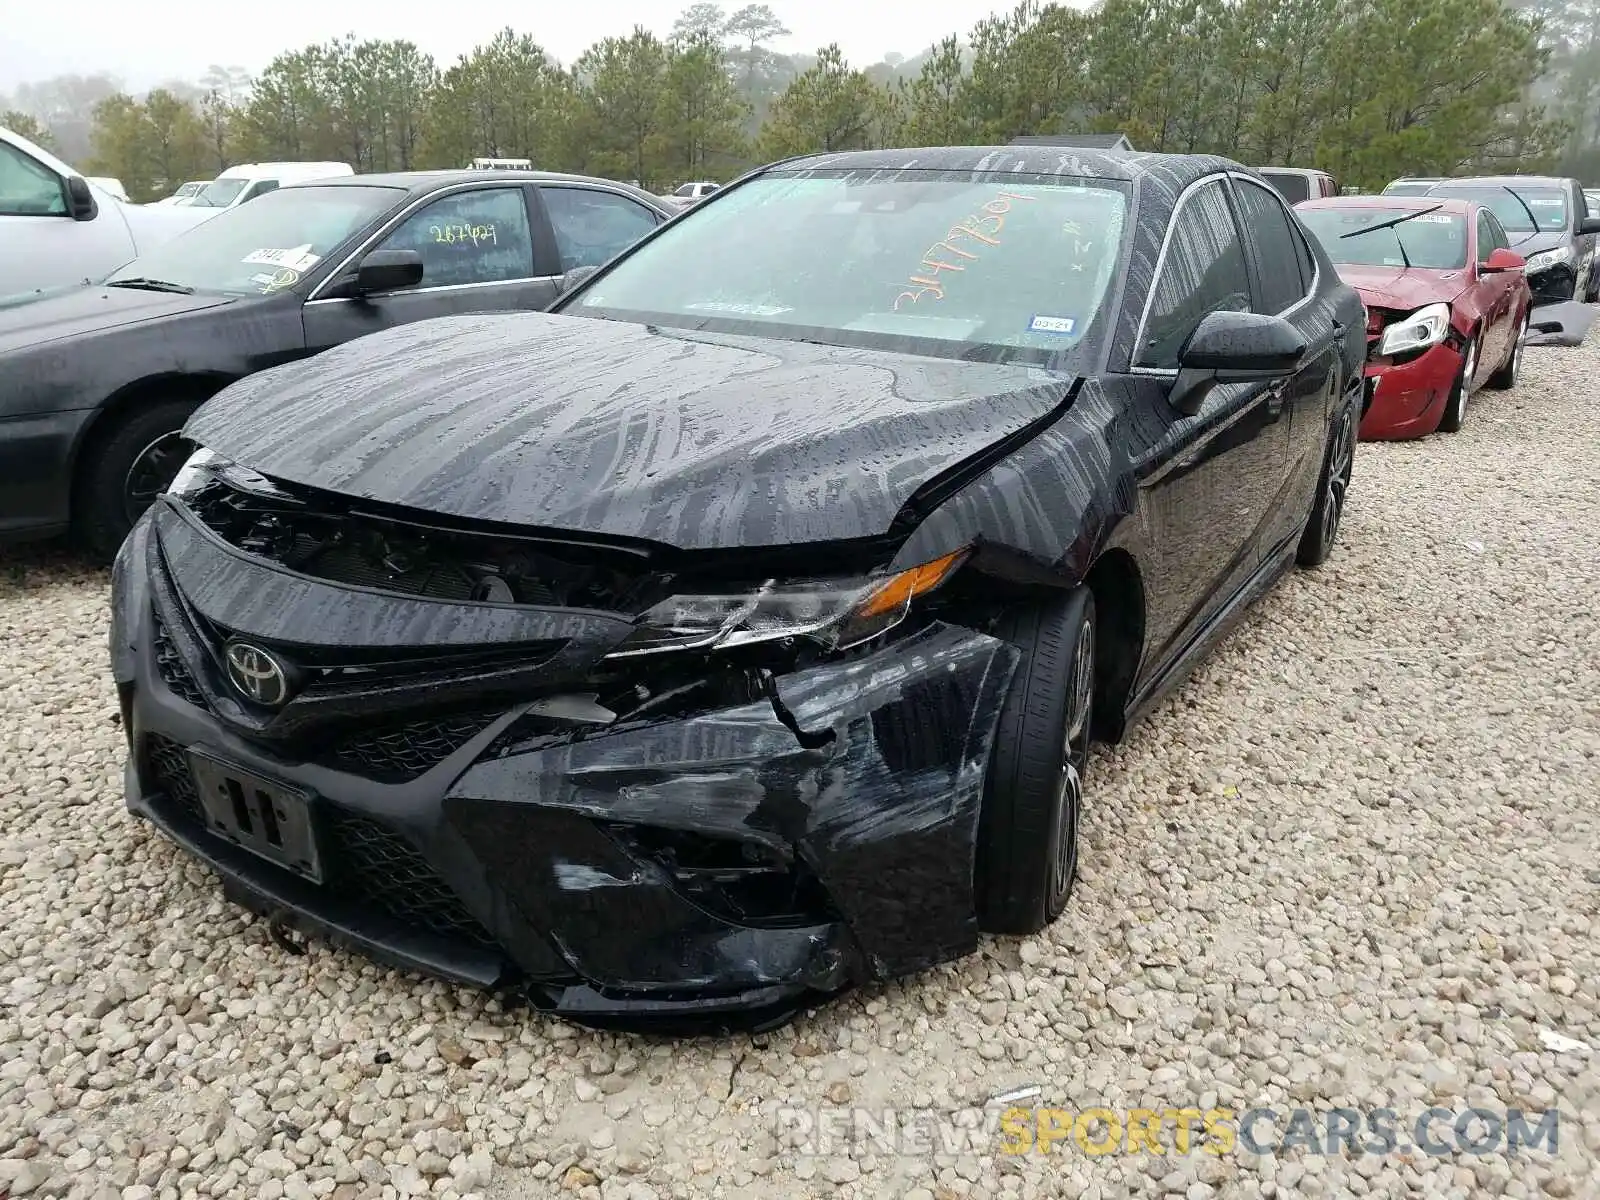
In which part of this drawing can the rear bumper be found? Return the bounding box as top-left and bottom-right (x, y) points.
(0, 407), (92, 543)
(113, 516), (1019, 1027)
(1359, 341), (1460, 440)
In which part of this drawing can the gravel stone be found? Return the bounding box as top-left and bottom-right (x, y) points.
(1, 340), (1598, 1199)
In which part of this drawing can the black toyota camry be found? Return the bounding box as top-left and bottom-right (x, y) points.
(111, 147), (1366, 1029)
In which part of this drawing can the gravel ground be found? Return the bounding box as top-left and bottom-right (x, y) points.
(2, 340), (1598, 1200)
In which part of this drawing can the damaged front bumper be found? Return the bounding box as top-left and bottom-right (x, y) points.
(112, 510), (1018, 1029)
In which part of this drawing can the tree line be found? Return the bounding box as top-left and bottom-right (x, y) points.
(0, 0), (1577, 204)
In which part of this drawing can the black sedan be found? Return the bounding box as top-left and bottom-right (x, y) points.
(111, 147), (1365, 1029)
(0, 169), (672, 557)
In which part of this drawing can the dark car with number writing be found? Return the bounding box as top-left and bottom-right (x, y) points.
(0, 169), (673, 557)
(112, 147), (1365, 1030)
(1424, 176), (1600, 305)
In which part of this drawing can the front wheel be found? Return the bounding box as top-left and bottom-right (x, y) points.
(1437, 332), (1478, 433)
(73, 399), (202, 561)
(1297, 400), (1355, 569)
(975, 587), (1096, 935)
(1485, 310), (1528, 391)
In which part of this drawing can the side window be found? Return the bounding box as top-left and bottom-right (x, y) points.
(1138, 180), (1252, 370)
(376, 187), (534, 289)
(1291, 213), (1317, 291)
(1476, 212), (1495, 264)
(541, 187), (661, 272)
(240, 179), (279, 204)
(1233, 179), (1312, 313)
(0, 141), (68, 216)
(1483, 211), (1510, 253)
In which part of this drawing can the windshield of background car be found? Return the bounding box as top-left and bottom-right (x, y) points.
(1382, 182), (1436, 196)
(1299, 207), (1468, 270)
(1427, 185), (1567, 234)
(106, 184), (402, 295)
(565, 169), (1132, 367)
(193, 177), (250, 208)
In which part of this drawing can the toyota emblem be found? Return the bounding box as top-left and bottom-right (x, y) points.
(224, 641), (291, 707)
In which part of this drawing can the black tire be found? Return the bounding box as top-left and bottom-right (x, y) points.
(975, 586), (1096, 935)
(1297, 399), (1355, 569)
(73, 399), (202, 560)
(1486, 310), (1527, 391)
(1436, 332), (1477, 433)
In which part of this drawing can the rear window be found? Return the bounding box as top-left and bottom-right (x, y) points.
(1261, 172), (1311, 205)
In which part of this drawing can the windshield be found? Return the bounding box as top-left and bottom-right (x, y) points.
(1427, 185), (1566, 234)
(176, 182), (203, 197)
(1382, 181), (1436, 196)
(565, 170), (1131, 367)
(106, 184), (402, 295)
(1299, 207), (1468, 270)
(193, 178), (249, 208)
(673, 184), (696, 197)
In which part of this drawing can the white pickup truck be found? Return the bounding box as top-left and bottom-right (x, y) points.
(0, 125), (218, 302)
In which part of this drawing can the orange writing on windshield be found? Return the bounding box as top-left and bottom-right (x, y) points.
(894, 190), (1037, 311)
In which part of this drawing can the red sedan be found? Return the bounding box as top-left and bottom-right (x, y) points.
(1297, 195), (1532, 439)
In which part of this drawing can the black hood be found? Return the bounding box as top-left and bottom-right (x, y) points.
(0, 284), (234, 356)
(185, 312), (1075, 551)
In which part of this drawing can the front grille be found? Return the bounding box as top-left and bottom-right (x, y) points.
(319, 714), (498, 782)
(142, 733), (497, 948)
(321, 808), (497, 946)
(152, 612), (207, 709)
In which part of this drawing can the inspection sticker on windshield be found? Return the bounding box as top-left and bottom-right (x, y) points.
(1413, 214), (1454, 223)
(242, 244), (320, 272)
(1028, 314), (1077, 335)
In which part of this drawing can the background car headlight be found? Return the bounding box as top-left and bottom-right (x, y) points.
(1522, 245), (1573, 275)
(1377, 302), (1451, 356)
(606, 547), (970, 658)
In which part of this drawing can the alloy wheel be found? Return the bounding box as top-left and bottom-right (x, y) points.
(123, 432), (190, 526)
(1321, 408), (1355, 548)
(1512, 314), (1527, 380)
(1049, 616), (1095, 905)
(1451, 338), (1478, 424)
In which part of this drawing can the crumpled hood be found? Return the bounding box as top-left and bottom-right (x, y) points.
(1336, 264), (1469, 312)
(0, 285), (233, 356)
(185, 311), (1074, 551)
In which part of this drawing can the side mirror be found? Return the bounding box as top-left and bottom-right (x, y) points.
(352, 249), (424, 295)
(65, 176), (98, 222)
(558, 265), (600, 295)
(1169, 310), (1307, 417)
(1578, 216), (1600, 236)
(1480, 248), (1525, 273)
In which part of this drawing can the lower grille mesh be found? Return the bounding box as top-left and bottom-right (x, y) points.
(320, 715), (497, 782)
(143, 734), (497, 948)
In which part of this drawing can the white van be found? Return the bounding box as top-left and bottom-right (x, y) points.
(189, 162), (354, 210)
(0, 124), (218, 301)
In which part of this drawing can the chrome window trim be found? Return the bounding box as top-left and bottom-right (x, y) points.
(1224, 172), (1320, 318)
(306, 180), (543, 302)
(1129, 174), (1235, 366)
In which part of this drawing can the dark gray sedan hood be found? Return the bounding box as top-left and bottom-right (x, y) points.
(185, 311), (1073, 551)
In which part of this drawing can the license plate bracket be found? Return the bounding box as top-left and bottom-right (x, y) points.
(187, 750), (324, 883)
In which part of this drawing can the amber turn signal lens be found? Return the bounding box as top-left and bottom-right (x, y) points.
(854, 548), (970, 619)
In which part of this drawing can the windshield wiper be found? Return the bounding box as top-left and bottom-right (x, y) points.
(1338, 204), (1445, 269)
(1500, 186), (1543, 234)
(105, 278), (196, 295)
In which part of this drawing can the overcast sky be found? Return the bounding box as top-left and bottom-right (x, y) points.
(2, 0), (1008, 93)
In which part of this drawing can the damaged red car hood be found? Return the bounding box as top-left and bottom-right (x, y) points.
(183, 310), (1074, 551)
(1335, 263), (1469, 312)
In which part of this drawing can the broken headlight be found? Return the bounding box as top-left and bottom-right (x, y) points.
(606, 547), (970, 659)
(1376, 302), (1450, 357)
(1523, 245), (1572, 275)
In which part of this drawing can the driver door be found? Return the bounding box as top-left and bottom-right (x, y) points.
(301, 183), (560, 354)
(0, 139), (129, 298)
(1135, 177), (1292, 666)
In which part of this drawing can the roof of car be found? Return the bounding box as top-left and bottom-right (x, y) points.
(287, 169), (673, 209)
(1430, 175), (1568, 189)
(770, 145), (1237, 185)
(1299, 195), (1474, 214)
